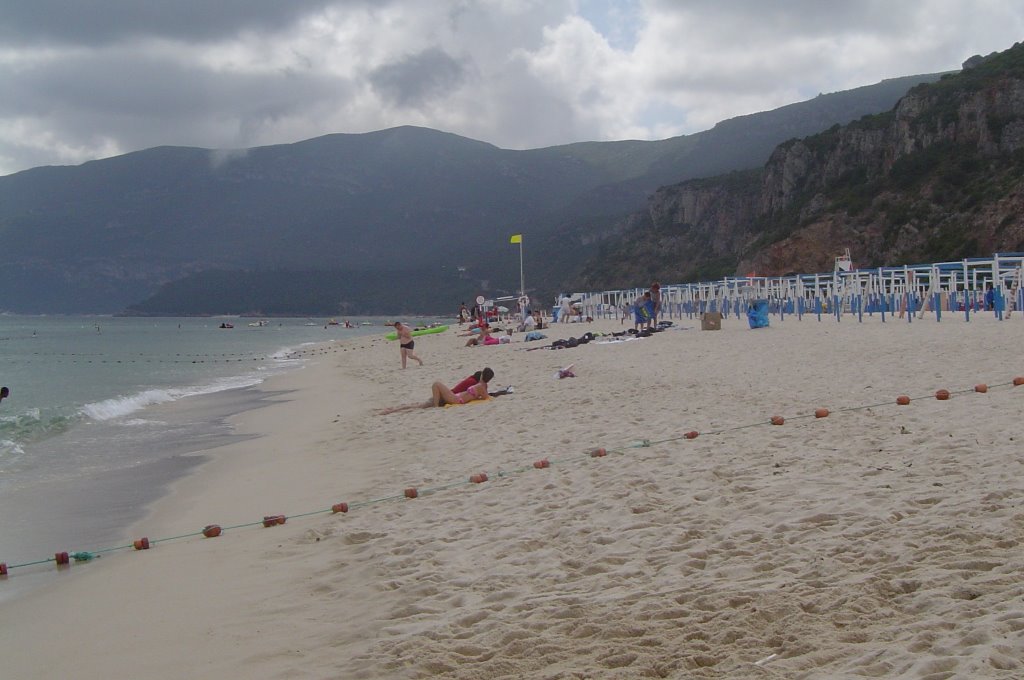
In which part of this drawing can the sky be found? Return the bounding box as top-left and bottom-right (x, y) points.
(1, 0), (1022, 177)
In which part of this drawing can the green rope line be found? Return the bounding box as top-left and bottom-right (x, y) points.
(151, 530), (206, 544)
(3, 377), (1019, 575)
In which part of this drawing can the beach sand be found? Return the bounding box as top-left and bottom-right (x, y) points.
(1, 313), (1022, 679)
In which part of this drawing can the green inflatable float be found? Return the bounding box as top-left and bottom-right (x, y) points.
(385, 325), (449, 341)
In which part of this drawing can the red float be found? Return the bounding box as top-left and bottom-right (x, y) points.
(55, 551), (70, 565)
(262, 515), (286, 527)
(404, 488), (418, 499)
(202, 524), (222, 538)
(0, 562), (8, 576)
(331, 502), (349, 514)
(470, 473), (489, 484)
(133, 537), (151, 550)
(770, 416), (785, 426)
(896, 395), (911, 405)
(683, 431), (699, 439)
(590, 447), (607, 458)
(533, 459), (550, 469)
(974, 384), (988, 393)
(1014, 376), (1024, 386)
(935, 389), (951, 401)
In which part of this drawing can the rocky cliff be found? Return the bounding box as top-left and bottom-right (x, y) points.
(578, 42), (1024, 287)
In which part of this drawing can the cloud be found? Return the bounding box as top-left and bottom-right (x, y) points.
(1, 0), (1023, 175)
(0, 0), (358, 46)
(370, 48), (467, 108)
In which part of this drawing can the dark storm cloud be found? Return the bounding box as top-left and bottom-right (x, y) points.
(0, 0), (374, 45)
(369, 48), (468, 108)
(0, 48), (353, 152)
(2, 49), (345, 117)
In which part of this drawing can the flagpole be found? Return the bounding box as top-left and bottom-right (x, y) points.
(510, 233), (526, 320)
(519, 239), (525, 300)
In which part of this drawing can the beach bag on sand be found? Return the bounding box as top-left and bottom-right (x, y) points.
(747, 299), (770, 329)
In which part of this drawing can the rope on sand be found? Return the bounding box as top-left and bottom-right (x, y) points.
(2, 375), (1021, 578)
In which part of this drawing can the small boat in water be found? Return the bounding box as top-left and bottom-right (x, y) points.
(219, 322), (234, 329)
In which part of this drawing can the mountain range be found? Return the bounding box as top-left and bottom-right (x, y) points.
(0, 70), (950, 315)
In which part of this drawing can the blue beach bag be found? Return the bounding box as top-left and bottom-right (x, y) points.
(747, 299), (770, 329)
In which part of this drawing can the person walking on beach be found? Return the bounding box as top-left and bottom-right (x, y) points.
(393, 322), (424, 369)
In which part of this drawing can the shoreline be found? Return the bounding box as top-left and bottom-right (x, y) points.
(1, 315), (1022, 678)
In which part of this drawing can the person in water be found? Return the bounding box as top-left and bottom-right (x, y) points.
(377, 369), (493, 415)
(0, 386), (9, 404)
(393, 322), (424, 368)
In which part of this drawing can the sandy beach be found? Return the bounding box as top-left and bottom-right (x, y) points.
(1, 311), (1022, 679)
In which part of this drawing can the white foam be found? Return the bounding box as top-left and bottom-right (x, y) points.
(80, 373), (267, 422)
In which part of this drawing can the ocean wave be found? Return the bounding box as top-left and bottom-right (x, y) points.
(0, 409), (78, 446)
(80, 372), (268, 422)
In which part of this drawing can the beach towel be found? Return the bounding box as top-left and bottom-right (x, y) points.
(443, 396), (492, 408)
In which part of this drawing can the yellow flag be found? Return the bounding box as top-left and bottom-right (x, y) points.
(509, 234), (522, 244)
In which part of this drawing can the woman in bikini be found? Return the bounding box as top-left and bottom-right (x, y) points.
(376, 369), (493, 415)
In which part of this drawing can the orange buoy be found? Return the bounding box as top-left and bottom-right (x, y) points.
(470, 473), (489, 484)
(331, 502), (349, 514)
(814, 408), (830, 418)
(0, 562), (7, 576)
(770, 416), (785, 426)
(974, 384), (988, 393)
(55, 551), (70, 565)
(935, 389), (951, 401)
(1014, 376), (1024, 386)
(133, 537), (151, 550)
(533, 459), (550, 469)
(202, 524), (222, 538)
(683, 431), (699, 440)
(404, 487), (418, 499)
(262, 515), (286, 527)
(896, 395), (911, 405)
(590, 447), (607, 458)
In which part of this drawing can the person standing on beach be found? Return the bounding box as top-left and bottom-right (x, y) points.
(634, 291), (652, 331)
(559, 295), (572, 323)
(650, 283), (662, 327)
(393, 322), (424, 369)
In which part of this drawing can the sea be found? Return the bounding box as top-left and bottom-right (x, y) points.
(0, 314), (441, 602)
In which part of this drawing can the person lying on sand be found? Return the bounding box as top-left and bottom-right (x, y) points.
(376, 370), (493, 415)
(465, 326), (501, 346)
(452, 368), (513, 397)
(450, 368), (494, 393)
